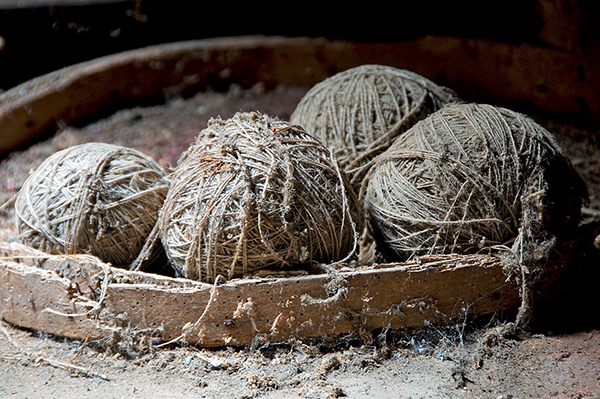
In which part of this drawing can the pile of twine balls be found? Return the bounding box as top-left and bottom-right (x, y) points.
(13, 64), (587, 291)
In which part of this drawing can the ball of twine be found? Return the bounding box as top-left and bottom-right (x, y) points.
(290, 64), (457, 188)
(14, 142), (169, 268)
(362, 102), (586, 262)
(159, 111), (360, 283)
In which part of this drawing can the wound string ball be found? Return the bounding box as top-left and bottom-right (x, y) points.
(290, 64), (458, 188)
(362, 102), (587, 262)
(159, 111), (360, 283)
(14, 142), (169, 268)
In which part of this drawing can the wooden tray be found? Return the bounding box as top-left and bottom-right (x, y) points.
(0, 242), (521, 347)
(0, 35), (597, 347)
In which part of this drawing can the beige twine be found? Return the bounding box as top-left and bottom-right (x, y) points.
(159, 111), (360, 283)
(14, 142), (169, 268)
(290, 64), (457, 189)
(361, 102), (587, 327)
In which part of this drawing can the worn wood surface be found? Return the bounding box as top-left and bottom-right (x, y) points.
(0, 242), (520, 347)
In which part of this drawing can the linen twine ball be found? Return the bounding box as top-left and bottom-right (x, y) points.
(290, 64), (457, 188)
(362, 102), (587, 262)
(14, 142), (169, 267)
(159, 111), (360, 283)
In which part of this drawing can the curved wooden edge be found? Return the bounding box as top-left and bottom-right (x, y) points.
(2, 34), (598, 157)
(0, 35), (345, 156)
(0, 242), (520, 347)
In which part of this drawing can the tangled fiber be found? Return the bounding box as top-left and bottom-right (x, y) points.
(159, 111), (360, 283)
(363, 102), (586, 262)
(290, 64), (457, 188)
(14, 142), (169, 268)
(362, 103), (588, 326)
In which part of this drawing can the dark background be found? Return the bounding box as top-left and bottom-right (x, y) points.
(0, 0), (586, 92)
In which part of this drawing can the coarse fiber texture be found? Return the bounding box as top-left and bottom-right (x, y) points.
(159, 111), (360, 283)
(290, 64), (457, 188)
(363, 102), (586, 262)
(15, 142), (169, 268)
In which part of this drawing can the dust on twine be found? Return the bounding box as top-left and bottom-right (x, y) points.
(290, 64), (457, 189)
(13, 142), (169, 269)
(156, 111), (361, 283)
(361, 102), (587, 328)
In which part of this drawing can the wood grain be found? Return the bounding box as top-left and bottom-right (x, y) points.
(0, 242), (520, 347)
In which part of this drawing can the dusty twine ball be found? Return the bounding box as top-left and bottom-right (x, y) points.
(362, 102), (586, 262)
(290, 64), (457, 187)
(14, 142), (169, 267)
(159, 111), (359, 282)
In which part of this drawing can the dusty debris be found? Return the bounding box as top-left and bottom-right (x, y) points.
(0, 42), (599, 397)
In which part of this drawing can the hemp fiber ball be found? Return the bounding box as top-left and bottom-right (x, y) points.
(15, 142), (169, 267)
(159, 111), (359, 283)
(363, 102), (587, 262)
(290, 64), (457, 188)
